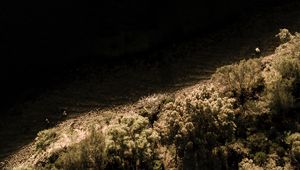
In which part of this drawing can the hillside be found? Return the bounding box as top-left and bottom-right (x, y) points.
(4, 29), (300, 170)
(1, 2), (300, 169)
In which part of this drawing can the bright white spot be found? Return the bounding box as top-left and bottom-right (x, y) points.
(255, 47), (261, 53)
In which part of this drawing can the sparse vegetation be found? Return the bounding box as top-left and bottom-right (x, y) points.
(9, 29), (300, 169)
(35, 129), (58, 151)
(35, 127), (106, 170)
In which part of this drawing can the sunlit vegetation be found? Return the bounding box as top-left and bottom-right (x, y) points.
(35, 129), (58, 151)
(14, 29), (300, 169)
(51, 128), (106, 170)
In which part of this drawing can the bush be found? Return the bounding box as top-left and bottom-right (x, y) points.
(239, 155), (292, 170)
(276, 28), (294, 43)
(35, 129), (58, 151)
(137, 94), (174, 125)
(154, 84), (237, 169)
(286, 133), (300, 164)
(105, 114), (162, 169)
(263, 51), (300, 113)
(53, 128), (106, 170)
(239, 158), (263, 170)
(253, 152), (267, 166)
(212, 58), (264, 104)
(246, 133), (269, 153)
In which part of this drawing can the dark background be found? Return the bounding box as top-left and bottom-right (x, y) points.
(0, 0), (290, 110)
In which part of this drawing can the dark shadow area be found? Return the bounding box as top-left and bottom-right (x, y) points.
(1, 0), (300, 163)
(0, 0), (291, 111)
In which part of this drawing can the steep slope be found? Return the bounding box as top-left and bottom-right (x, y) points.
(4, 30), (300, 170)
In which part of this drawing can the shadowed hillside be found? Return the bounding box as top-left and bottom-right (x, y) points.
(4, 28), (300, 170)
(1, 0), (300, 169)
(0, 0), (292, 110)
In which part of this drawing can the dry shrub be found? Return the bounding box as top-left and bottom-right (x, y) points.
(105, 114), (162, 170)
(53, 128), (106, 170)
(212, 58), (264, 105)
(154, 84), (238, 169)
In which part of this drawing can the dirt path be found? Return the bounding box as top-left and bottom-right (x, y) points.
(1, 1), (300, 167)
